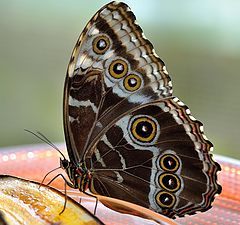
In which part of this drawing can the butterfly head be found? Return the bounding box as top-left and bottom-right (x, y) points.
(60, 158), (70, 170)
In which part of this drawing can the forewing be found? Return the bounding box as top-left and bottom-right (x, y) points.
(64, 2), (172, 161)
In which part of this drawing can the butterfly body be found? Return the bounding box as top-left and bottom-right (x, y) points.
(62, 1), (221, 218)
(60, 159), (91, 192)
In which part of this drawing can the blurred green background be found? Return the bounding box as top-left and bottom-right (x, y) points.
(0, 0), (239, 159)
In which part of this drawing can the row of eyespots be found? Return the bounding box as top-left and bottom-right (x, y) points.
(156, 154), (181, 209)
(92, 35), (142, 92)
(129, 117), (180, 209)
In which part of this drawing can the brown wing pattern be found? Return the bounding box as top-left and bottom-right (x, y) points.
(63, 1), (221, 219)
(87, 97), (221, 218)
(63, 1), (172, 161)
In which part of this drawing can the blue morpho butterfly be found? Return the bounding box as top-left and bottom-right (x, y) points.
(40, 1), (221, 219)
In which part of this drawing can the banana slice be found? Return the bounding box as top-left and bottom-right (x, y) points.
(0, 175), (104, 225)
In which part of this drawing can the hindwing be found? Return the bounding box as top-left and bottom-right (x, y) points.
(86, 97), (221, 218)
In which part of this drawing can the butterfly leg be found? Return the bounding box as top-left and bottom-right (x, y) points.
(83, 191), (98, 215)
(59, 178), (68, 215)
(45, 173), (74, 188)
(44, 173), (75, 214)
(39, 166), (61, 189)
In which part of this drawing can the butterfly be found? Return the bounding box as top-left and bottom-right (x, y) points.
(60, 1), (221, 218)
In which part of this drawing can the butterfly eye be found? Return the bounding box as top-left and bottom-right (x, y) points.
(109, 59), (128, 79)
(92, 35), (110, 54)
(131, 116), (157, 143)
(124, 74), (142, 92)
(156, 191), (176, 208)
(159, 173), (181, 192)
(160, 154), (180, 172)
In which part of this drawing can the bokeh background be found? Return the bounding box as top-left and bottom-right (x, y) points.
(0, 0), (239, 159)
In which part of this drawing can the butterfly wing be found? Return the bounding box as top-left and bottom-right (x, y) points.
(86, 97), (221, 218)
(63, 1), (221, 218)
(63, 1), (172, 162)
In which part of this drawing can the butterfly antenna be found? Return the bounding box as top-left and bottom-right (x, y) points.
(24, 129), (66, 160)
(36, 131), (66, 159)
